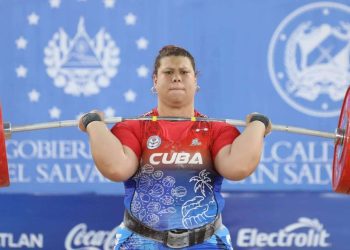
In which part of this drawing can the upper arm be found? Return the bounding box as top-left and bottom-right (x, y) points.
(115, 145), (139, 180)
(210, 122), (240, 159)
(213, 122), (266, 180)
(111, 121), (142, 159)
(213, 144), (231, 170)
(211, 123), (242, 180)
(214, 142), (248, 181)
(106, 121), (142, 181)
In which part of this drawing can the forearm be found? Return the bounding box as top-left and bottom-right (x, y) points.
(231, 121), (265, 176)
(86, 121), (137, 181)
(216, 121), (266, 180)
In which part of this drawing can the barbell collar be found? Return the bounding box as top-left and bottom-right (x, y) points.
(335, 128), (345, 145)
(3, 122), (11, 140)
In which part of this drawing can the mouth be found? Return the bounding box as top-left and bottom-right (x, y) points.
(169, 88), (185, 91)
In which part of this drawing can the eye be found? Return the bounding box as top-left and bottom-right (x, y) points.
(181, 70), (190, 75)
(163, 70), (172, 75)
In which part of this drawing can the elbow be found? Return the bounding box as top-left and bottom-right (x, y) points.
(225, 168), (252, 181)
(224, 155), (261, 181)
(106, 170), (130, 182)
(99, 163), (131, 182)
(93, 157), (132, 182)
(219, 163), (251, 181)
(92, 147), (139, 182)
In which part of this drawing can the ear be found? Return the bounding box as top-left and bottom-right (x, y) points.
(153, 74), (157, 86)
(195, 84), (200, 93)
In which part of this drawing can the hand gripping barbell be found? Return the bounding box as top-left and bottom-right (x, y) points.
(0, 88), (349, 194)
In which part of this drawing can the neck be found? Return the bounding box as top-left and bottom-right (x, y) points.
(157, 103), (195, 117)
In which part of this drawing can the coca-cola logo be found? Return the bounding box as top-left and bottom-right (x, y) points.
(65, 223), (118, 250)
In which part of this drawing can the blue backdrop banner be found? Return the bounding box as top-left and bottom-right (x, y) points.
(0, 192), (349, 249)
(1, 0), (350, 194)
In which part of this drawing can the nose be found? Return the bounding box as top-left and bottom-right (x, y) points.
(172, 73), (181, 82)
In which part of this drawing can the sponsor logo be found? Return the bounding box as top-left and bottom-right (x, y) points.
(65, 223), (117, 250)
(147, 135), (162, 149)
(150, 152), (203, 165)
(268, 2), (350, 117)
(0, 232), (44, 249)
(237, 217), (331, 248)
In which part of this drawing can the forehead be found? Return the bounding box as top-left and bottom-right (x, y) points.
(158, 56), (193, 69)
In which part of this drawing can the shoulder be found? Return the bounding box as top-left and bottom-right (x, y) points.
(111, 108), (155, 133)
(194, 110), (239, 134)
(194, 109), (208, 118)
(210, 121), (240, 139)
(111, 120), (141, 132)
(113, 109), (155, 128)
(140, 109), (156, 117)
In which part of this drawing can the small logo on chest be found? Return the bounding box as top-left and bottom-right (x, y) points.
(191, 138), (202, 146)
(147, 135), (162, 149)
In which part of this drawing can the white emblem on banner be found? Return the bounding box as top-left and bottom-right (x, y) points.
(44, 17), (120, 96)
(268, 2), (350, 117)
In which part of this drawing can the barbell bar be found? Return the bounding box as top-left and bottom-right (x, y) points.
(2, 117), (340, 140)
(0, 87), (349, 193)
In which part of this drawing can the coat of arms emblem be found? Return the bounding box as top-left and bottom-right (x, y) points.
(44, 17), (120, 96)
(268, 2), (350, 117)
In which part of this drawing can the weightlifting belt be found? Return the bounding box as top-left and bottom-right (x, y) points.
(123, 210), (222, 249)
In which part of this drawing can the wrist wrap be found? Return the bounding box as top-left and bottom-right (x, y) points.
(249, 114), (269, 130)
(82, 113), (102, 129)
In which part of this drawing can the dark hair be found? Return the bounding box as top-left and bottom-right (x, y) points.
(153, 45), (197, 76)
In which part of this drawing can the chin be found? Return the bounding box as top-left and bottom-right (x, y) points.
(167, 92), (185, 99)
(169, 98), (193, 108)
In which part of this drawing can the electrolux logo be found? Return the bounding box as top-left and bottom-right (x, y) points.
(236, 217), (331, 248)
